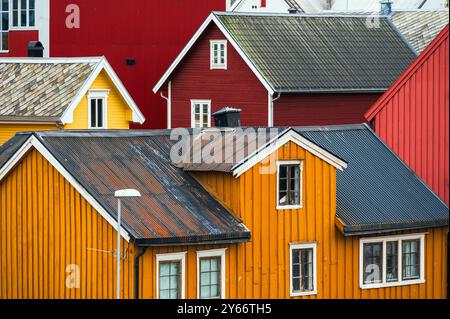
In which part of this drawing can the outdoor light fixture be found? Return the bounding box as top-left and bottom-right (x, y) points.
(114, 189), (141, 299)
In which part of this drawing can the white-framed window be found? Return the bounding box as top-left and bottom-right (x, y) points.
(11, 0), (35, 28)
(290, 243), (317, 297)
(360, 233), (425, 289)
(276, 160), (303, 210)
(197, 248), (226, 299)
(0, 0), (9, 51)
(88, 90), (109, 129)
(210, 40), (227, 70)
(191, 100), (211, 128)
(156, 252), (186, 299)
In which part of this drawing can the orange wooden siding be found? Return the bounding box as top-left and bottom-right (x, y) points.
(0, 149), (135, 299)
(193, 141), (448, 299)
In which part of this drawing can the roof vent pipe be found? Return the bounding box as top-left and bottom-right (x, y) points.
(380, 0), (393, 15)
(27, 41), (44, 58)
(288, 7), (300, 14)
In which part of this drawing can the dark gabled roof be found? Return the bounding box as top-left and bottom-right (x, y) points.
(0, 130), (250, 246)
(294, 124), (448, 235)
(214, 12), (417, 92)
(390, 10), (449, 54)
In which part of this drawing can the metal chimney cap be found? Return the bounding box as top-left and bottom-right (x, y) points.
(213, 107), (242, 116)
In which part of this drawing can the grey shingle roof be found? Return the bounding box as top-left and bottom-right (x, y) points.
(390, 10), (449, 53)
(214, 12), (417, 92)
(0, 58), (100, 121)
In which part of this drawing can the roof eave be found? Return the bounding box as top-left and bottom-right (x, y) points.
(341, 220), (449, 237)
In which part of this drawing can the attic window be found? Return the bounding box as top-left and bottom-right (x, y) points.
(210, 40), (227, 70)
(88, 90), (109, 129)
(277, 161), (303, 210)
(12, 0), (35, 28)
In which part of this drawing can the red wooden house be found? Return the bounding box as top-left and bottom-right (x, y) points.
(365, 25), (449, 204)
(153, 12), (417, 129)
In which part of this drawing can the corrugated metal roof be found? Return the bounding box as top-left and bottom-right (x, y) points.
(0, 58), (100, 120)
(391, 10), (449, 53)
(0, 130), (250, 245)
(215, 12), (417, 92)
(294, 125), (449, 235)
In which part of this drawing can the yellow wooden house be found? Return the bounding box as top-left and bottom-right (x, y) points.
(0, 57), (145, 144)
(0, 125), (447, 299)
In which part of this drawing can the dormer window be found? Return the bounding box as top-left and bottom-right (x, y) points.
(12, 0), (35, 28)
(88, 90), (109, 129)
(210, 40), (227, 70)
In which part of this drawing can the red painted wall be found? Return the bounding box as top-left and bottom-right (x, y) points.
(0, 30), (39, 57)
(366, 26), (449, 204)
(170, 24), (269, 128)
(274, 93), (381, 126)
(50, 0), (226, 129)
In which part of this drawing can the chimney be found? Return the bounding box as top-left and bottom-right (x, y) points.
(380, 0), (393, 15)
(288, 7), (300, 14)
(27, 41), (44, 58)
(213, 107), (241, 127)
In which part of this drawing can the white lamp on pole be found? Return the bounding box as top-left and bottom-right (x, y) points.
(114, 189), (141, 299)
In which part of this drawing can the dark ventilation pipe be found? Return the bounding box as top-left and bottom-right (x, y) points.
(288, 7), (300, 14)
(27, 41), (44, 57)
(213, 107), (241, 127)
(134, 247), (147, 299)
(380, 0), (393, 15)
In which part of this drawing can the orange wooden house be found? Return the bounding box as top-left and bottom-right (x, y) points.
(0, 125), (448, 299)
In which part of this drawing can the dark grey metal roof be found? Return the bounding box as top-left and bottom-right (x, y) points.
(214, 12), (417, 92)
(294, 124), (449, 235)
(0, 130), (250, 245)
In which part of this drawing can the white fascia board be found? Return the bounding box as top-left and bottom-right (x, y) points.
(60, 57), (145, 125)
(0, 135), (131, 242)
(152, 13), (275, 95)
(232, 128), (347, 177)
(0, 57), (104, 64)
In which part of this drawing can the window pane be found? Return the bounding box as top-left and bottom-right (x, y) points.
(1, 0), (8, 11)
(363, 243), (382, 284)
(1, 12), (8, 31)
(402, 240), (420, 280)
(90, 99), (97, 128)
(1, 31), (7, 51)
(28, 9), (34, 27)
(29, 0), (35, 9)
(97, 99), (103, 128)
(386, 241), (398, 282)
(200, 257), (221, 299)
(13, 0), (18, 10)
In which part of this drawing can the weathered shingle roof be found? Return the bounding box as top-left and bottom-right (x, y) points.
(214, 12), (417, 92)
(0, 130), (250, 245)
(0, 58), (100, 121)
(390, 10), (449, 53)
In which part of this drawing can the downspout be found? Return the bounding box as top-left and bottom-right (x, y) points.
(134, 247), (147, 299)
(268, 92), (281, 127)
(160, 81), (171, 129)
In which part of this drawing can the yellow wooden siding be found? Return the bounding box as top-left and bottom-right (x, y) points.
(0, 124), (58, 145)
(0, 149), (135, 299)
(64, 70), (133, 130)
(193, 141), (448, 299)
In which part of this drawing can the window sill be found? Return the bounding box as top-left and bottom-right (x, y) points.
(0, 50), (9, 53)
(210, 65), (227, 70)
(361, 278), (425, 290)
(290, 290), (317, 297)
(9, 27), (38, 31)
(277, 205), (303, 210)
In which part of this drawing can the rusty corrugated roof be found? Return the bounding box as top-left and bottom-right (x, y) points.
(2, 130), (250, 245)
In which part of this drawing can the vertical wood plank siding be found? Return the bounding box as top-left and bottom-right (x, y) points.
(192, 141), (448, 299)
(367, 27), (449, 204)
(0, 149), (135, 299)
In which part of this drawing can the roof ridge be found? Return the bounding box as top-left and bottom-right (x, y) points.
(214, 11), (389, 18)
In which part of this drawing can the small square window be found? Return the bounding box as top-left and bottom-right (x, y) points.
(277, 161), (303, 209)
(11, 0), (35, 28)
(210, 40), (227, 69)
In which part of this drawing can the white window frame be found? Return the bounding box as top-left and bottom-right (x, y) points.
(88, 90), (109, 129)
(276, 160), (304, 210)
(196, 248), (226, 299)
(210, 40), (227, 70)
(10, 0), (36, 30)
(290, 242), (317, 297)
(156, 251), (187, 299)
(0, 0), (9, 52)
(359, 233), (426, 289)
(190, 99), (211, 128)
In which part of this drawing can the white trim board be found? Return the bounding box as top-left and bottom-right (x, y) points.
(0, 135), (131, 242)
(232, 128), (348, 177)
(152, 13), (275, 95)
